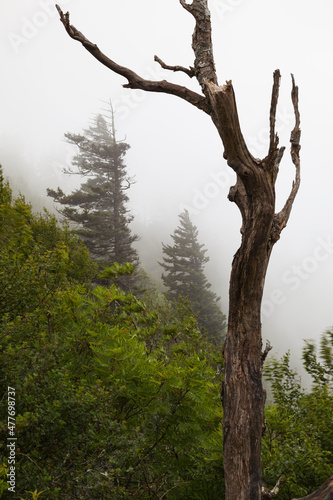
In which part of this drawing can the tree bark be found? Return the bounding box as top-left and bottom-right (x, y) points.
(53, 3), (333, 500)
(293, 476), (333, 500)
(203, 70), (300, 499)
(206, 81), (273, 500)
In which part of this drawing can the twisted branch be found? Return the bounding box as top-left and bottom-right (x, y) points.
(55, 5), (211, 114)
(272, 74), (301, 239)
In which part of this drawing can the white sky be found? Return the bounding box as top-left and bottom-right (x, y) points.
(1, 0), (333, 375)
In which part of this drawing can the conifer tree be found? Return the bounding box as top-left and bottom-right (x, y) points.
(160, 210), (226, 343)
(47, 111), (139, 277)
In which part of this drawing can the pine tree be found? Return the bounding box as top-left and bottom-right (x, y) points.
(160, 210), (226, 343)
(47, 110), (139, 278)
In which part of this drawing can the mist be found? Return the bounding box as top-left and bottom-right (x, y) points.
(1, 0), (333, 378)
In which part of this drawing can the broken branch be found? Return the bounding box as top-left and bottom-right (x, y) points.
(269, 70), (281, 155)
(273, 74), (301, 236)
(261, 340), (273, 365)
(179, 0), (195, 14)
(179, 0), (218, 90)
(262, 477), (284, 499)
(55, 5), (211, 114)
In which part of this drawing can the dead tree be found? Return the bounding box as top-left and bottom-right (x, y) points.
(55, 2), (333, 499)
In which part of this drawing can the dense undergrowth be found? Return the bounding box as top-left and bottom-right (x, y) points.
(0, 170), (332, 499)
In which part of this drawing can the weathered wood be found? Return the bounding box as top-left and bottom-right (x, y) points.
(262, 476), (284, 499)
(179, 0), (218, 90)
(293, 475), (333, 500)
(154, 55), (196, 78)
(208, 72), (300, 500)
(205, 77), (279, 500)
(54, 3), (309, 499)
(55, 5), (211, 115)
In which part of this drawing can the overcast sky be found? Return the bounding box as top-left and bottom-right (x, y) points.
(1, 0), (333, 374)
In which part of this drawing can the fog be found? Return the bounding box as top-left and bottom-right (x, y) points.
(1, 0), (333, 377)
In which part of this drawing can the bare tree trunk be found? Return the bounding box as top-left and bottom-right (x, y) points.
(55, 2), (332, 499)
(204, 74), (300, 499)
(222, 206), (273, 499)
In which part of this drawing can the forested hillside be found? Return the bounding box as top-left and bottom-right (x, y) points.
(3, 0), (333, 497)
(0, 168), (332, 499)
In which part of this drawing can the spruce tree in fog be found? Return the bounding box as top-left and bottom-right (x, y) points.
(160, 210), (226, 343)
(47, 112), (139, 276)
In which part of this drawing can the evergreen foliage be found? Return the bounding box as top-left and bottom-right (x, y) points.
(0, 167), (96, 321)
(1, 172), (332, 499)
(47, 112), (139, 282)
(160, 210), (226, 344)
(0, 173), (224, 498)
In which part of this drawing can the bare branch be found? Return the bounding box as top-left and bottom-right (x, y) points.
(55, 5), (211, 114)
(262, 477), (284, 499)
(273, 74), (301, 237)
(261, 340), (273, 365)
(159, 483), (183, 499)
(154, 55), (195, 78)
(179, 0), (193, 14)
(274, 146), (285, 173)
(262, 71), (286, 184)
(18, 452), (44, 473)
(269, 70), (281, 155)
(291, 74), (301, 134)
(179, 0), (218, 90)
